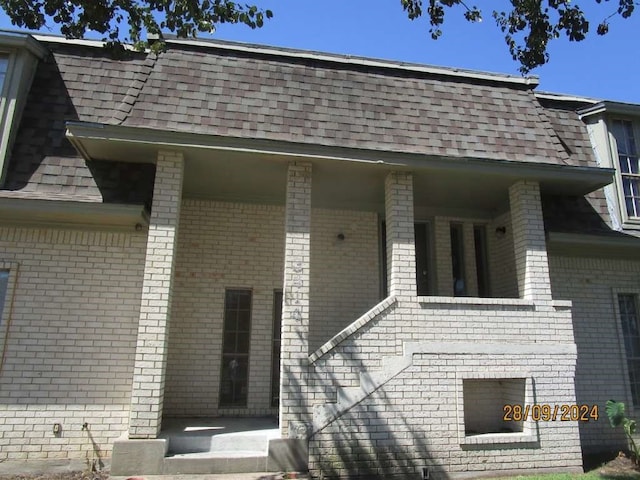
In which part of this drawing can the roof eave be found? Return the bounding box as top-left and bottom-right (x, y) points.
(578, 101), (640, 119)
(66, 121), (614, 196)
(0, 31), (49, 58)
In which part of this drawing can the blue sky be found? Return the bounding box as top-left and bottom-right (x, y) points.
(1, 1), (638, 102)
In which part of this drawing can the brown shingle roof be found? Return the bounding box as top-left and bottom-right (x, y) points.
(4, 42), (155, 203)
(118, 44), (571, 165)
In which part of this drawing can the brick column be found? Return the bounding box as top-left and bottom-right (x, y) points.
(508, 180), (552, 302)
(280, 162), (312, 439)
(129, 151), (184, 439)
(385, 172), (416, 298)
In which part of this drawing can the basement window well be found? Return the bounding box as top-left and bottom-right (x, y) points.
(458, 375), (537, 446)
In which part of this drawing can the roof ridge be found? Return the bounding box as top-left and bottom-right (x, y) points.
(106, 52), (158, 125)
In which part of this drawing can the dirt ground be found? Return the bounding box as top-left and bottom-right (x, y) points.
(0, 472), (109, 480)
(598, 452), (640, 479)
(0, 454), (638, 480)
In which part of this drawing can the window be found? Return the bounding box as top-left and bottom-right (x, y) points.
(611, 120), (640, 219)
(415, 222), (435, 296)
(271, 290), (283, 408)
(450, 223), (466, 296)
(219, 289), (252, 408)
(0, 269), (8, 323)
(0, 266), (14, 366)
(0, 55), (8, 94)
(473, 225), (490, 298)
(618, 293), (640, 405)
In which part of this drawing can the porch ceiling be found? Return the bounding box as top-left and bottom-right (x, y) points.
(183, 149), (515, 215)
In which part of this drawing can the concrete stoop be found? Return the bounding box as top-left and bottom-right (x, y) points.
(111, 418), (307, 476)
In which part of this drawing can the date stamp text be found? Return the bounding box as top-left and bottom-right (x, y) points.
(503, 404), (599, 422)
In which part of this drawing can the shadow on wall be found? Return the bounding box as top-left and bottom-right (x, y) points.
(309, 381), (448, 480)
(4, 42), (155, 206)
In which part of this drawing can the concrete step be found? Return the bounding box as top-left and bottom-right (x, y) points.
(168, 430), (277, 455)
(160, 416), (279, 457)
(163, 454), (270, 475)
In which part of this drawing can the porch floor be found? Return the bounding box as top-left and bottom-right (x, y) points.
(160, 416), (280, 458)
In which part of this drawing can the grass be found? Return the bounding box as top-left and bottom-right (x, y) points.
(502, 470), (640, 480)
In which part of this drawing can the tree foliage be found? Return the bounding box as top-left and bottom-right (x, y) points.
(401, 0), (637, 72)
(0, 0), (273, 53)
(0, 0), (636, 72)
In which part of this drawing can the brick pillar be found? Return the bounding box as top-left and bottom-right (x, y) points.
(385, 172), (416, 298)
(508, 180), (552, 302)
(129, 151), (184, 439)
(280, 162), (312, 439)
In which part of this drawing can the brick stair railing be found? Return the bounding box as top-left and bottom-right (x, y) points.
(308, 296), (412, 434)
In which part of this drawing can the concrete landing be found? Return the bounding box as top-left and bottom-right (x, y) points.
(161, 417), (280, 458)
(111, 417), (307, 476)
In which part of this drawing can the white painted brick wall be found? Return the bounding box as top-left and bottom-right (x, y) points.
(309, 208), (380, 352)
(509, 181), (552, 302)
(129, 151), (184, 439)
(385, 172), (417, 298)
(549, 255), (640, 452)
(0, 227), (146, 461)
(165, 200), (286, 417)
(488, 211), (518, 298)
(311, 353), (582, 478)
(164, 199), (381, 417)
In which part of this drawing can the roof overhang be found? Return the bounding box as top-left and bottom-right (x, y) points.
(578, 101), (640, 119)
(0, 195), (149, 231)
(0, 31), (49, 59)
(548, 231), (640, 258)
(66, 121), (614, 199)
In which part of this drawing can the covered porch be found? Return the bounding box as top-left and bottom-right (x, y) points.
(66, 125), (612, 475)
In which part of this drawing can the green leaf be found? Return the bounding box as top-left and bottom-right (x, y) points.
(606, 399), (627, 428)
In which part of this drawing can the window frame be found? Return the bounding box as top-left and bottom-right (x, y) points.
(608, 117), (640, 228)
(218, 287), (253, 409)
(0, 261), (18, 368)
(613, 289), (640, 410)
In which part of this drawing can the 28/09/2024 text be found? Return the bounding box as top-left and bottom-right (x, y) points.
(503, 404), (599, 422)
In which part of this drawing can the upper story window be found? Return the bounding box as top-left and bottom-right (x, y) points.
(611, 120), (640, 219)
(0, 55), (8, 93)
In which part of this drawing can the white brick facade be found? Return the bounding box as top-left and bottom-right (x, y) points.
(281, 162), (313, 438)
(509, 181), (553, 302)
(385, 172), (417, 298)
(0, 228), (146, 461)
(0, 163), (636, 474)
(129, 151), (184, 439)
(549, 255), (639, 452)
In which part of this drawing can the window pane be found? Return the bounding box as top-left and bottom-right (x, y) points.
(612, 120), (636, 155)
(0, 270), (8, 324)
(619, 294), (640, 405)
(450, 224), (466, 296)
(220, 289), (252, 407)
(0, 55), (8, 93)
(220, 355), (249, 407)
(271, 290), (283, 408)
(620, 156), (631, 174)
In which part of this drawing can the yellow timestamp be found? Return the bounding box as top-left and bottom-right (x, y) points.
(503, 404), (599, 422)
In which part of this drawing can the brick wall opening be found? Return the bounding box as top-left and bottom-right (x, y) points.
(463, 378), (525, 435)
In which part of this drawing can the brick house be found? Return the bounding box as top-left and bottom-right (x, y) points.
(0, 30), (640, 478)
